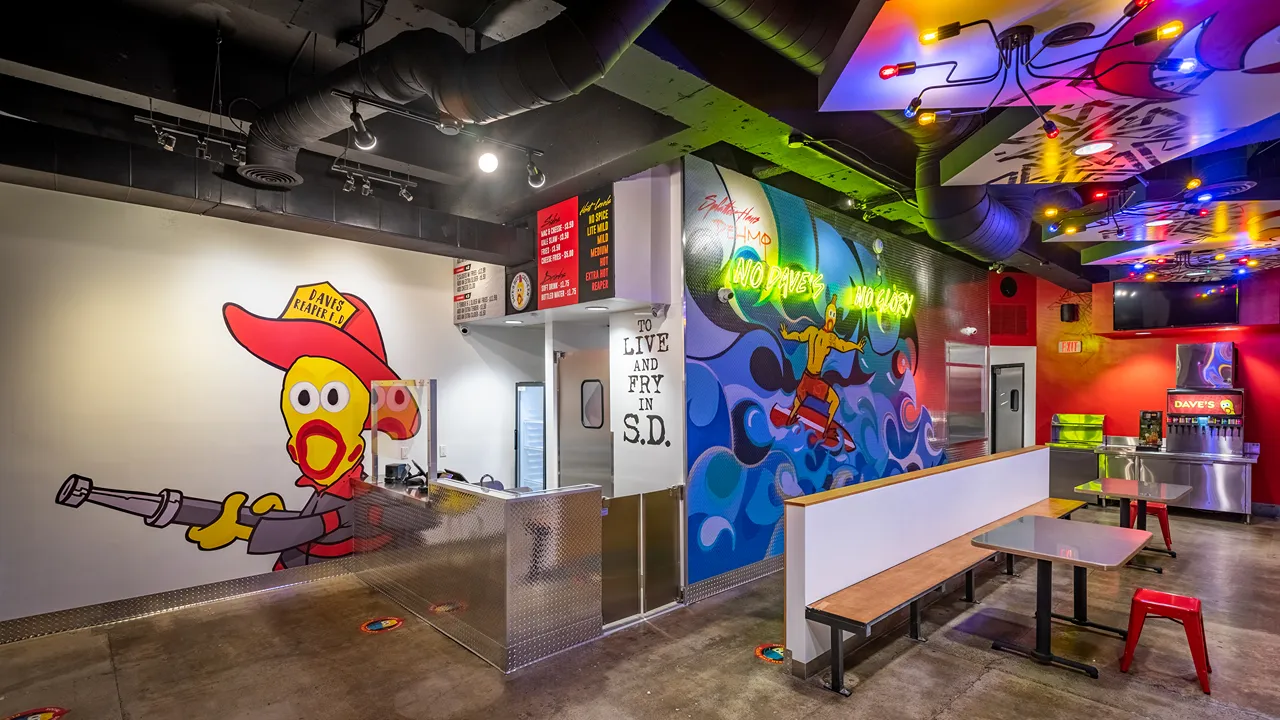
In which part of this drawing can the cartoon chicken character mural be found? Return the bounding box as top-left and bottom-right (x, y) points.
(55, 282), (419, 569)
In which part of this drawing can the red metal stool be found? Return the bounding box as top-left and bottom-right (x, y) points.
(1125, 500), (1173, 550)
(1120, 588), (1211, 694)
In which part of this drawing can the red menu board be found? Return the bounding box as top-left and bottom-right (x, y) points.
(1167, 393), (1243, 416)
(537, 197), (579, 308)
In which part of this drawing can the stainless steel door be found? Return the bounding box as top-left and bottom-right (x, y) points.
(991, 364), (1025, 452)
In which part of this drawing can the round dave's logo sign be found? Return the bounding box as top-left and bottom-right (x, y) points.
(360, 617), (404, 634)
(5, 709), (69, 720)
(754, 643), (785, 664)
(510, 272), (532, 312)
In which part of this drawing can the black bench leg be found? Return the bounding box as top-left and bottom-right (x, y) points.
(828, 625), (850, 696)
(963, 569), (978, 603)
(908, 600), (926, 642)
(1005, 553), (1017, 576)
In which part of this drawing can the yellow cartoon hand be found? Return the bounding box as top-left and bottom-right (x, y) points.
(185, 493), (286, 550)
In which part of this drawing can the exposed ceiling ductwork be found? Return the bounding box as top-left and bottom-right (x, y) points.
(692, 0), (846, 74)
(237, 0), (672, 189)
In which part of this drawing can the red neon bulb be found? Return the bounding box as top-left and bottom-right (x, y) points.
(1240, 258), (1249, 263)
(1157, 258), (1166, 264)
(1046, 128), (1060, 139)
(1136, 0), (1155, 7)
(1198, 209), (1210, 217)
(879, 65), (898, 79)
(1093, 190), (1107, 199)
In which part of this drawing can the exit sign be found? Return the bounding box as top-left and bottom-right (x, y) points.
(1058, 340), (1082, 354)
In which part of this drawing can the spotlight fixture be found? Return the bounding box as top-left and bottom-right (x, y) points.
(350, 106), (377, 150)
(919, 22), (962, 45)
(1074, 141), (1114, 156)
(880, 62), (918, 80)
(1134, 20), (1183, 46)
(156, 130), (177, 152)
(1154, 57), (1198, 74)
(342, 174), (355, 193)
(478, 152), (499, 173)
(399, 186), (413, 202)
(361, 178), (372, 197)
(526, 156), (546, 189)
(231, 145), (246, 166)
(786, 132), (808, 149)
(195, 139), (210, 161)
(841, 196), (855, 208)
(1043, 207), (1059, 218)
(1185, 178), (1203, 191)
(1195, 192), (1213, 203)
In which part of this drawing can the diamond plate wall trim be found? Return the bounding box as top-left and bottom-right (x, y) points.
(354, 480), (603, 673)
(0, 560), (350, 645)
(683, 553), (784, 605)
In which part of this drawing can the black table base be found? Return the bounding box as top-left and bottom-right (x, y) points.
(991, 559), (1100, 679)
(1049, 566), (1127, 639)
(1120, 498), (1165, 574)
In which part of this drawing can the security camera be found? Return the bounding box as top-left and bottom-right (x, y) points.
(651, 303), (670, 318)
(458, 325), (471, 336)
(716, 288), (733, 304)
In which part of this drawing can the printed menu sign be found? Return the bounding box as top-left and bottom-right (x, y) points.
(537, 197), (579, 309)
(578, 185), (614, 303)
(452, 260), (505, 323)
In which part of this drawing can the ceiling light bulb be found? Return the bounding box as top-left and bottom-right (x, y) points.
(917, 111), (937, 126)
(1073, 141), (1114, 156)
(919, 22), (961, 44)
(1064, 225), (1078, 234)
(1238, 268), (1247, 275)
(1134, 262), (1146, 270)
(879, 65), (899, 79)
(1145, 272), (1157, 280)
(1093, 190), (1108, 200)
(1042, 120), (1060, 139)
(526, 157), (546, 189)
(1248, 259), (1259, 267)
(350, 110), (377, 150)
(905, 96), (923, 119)
(1146, 219), (1173, 227)
(1124, 0), (1156, 17)
(1043, 207), (1059, 218)
(919, 29), (940, 44)
(478, 152), (499, 173)
(1214, 253), (1226, 261)
(1047, 223), (1060, 233)
(1159, 20), (1184, 38)
(504, 319), (524, 325)
(1195, 192), (1213, 203)
(1185, 178), (1202, 190)
(1177, 58), (1197, 74)
(399, 186), (413, 202)
(1116, 227), (1126, 238)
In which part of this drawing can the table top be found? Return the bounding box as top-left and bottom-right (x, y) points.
(971, 516), (1152, 570)
(1074, 477), (1193, 502)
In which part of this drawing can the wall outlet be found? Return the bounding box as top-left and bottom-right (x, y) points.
(439, 445), (447, 458)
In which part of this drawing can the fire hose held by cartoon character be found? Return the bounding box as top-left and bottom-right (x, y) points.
(56, 474), (295, 529)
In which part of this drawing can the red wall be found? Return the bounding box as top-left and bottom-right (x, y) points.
(1035, 276), (1280, 505)
(989, 272), (1037, 346)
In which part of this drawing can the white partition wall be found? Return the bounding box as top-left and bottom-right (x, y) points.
(784, 447), (1051, 666)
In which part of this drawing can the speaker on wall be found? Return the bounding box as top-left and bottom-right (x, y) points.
(999, 275), (1019, 298)
(1060, 303), (1080, 322)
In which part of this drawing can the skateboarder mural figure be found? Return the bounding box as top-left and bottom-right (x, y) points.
(55, 281), (420, 569)
(775, 297), (864, 451)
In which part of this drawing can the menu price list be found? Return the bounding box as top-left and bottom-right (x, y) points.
(537, 196), (579, 309)
(452, 261), (503, 322)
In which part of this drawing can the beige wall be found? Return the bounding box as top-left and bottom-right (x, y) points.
(0, 183), (541, 621)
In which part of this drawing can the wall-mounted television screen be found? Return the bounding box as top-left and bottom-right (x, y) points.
(1113, 282), (1238, 331)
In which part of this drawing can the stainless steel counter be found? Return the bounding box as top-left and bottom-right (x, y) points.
(352, 479), (603, 672)
(1094, 437), (1257, 518)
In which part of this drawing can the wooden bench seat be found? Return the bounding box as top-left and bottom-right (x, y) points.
(805, 497), (1086, 695)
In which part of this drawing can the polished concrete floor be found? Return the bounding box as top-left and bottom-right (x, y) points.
(3, 506), (1278, 719)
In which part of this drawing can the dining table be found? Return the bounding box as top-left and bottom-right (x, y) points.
(1075, 478), (1192, 573)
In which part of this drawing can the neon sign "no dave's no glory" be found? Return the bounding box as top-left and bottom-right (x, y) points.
(726, 257), (916, 318)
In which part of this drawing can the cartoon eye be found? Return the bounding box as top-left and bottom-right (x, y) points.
(289, 381), (319, 414)
(387, 386), (411, 411)
(321, 381), (350, 412)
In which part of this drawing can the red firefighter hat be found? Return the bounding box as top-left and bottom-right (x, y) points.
(223, 282), (421, 439)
